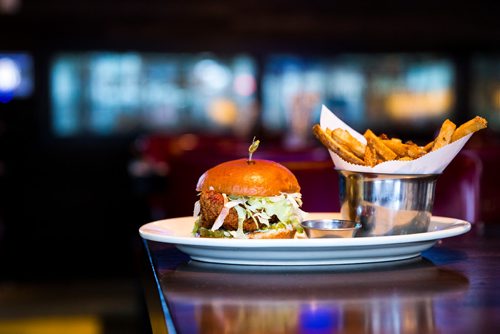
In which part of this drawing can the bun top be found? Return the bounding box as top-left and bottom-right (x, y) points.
(196, 158), (300, 196)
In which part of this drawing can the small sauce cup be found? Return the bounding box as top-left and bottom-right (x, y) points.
(301, 219), (361, 238)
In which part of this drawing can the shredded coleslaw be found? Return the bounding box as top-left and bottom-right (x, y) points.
(193, 192), (306, 238)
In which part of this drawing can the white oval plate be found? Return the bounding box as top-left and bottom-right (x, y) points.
(139, 213), (471, 266)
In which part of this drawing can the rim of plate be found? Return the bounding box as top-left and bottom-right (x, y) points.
(139, 214), (471, 248)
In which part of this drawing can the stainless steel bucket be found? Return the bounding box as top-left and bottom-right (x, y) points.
(338, 170), (439, 237)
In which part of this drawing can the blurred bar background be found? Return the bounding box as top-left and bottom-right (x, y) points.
(0, 1), (499, 333)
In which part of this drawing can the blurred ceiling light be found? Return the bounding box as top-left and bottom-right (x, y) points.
(208, 98), (238, 126)
(194, 59), (231, 93)
(385, 90), (453, 119)
(0, 58), (21, 92)
(233, 74), (256, 97)
(0, 57), (21, 92)
(0, 0), (21, 14)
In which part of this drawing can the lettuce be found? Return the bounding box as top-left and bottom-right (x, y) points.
(193, 192), (306, 237)
(228, 192), (305, 233)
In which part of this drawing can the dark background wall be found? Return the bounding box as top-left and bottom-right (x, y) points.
(3, 0), (500, 51)
(1, 0), (499, 281)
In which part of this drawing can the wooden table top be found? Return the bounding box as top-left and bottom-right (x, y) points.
(142, 225), (500, 334)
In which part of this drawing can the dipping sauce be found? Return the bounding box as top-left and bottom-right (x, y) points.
(301, 219), (361, 238)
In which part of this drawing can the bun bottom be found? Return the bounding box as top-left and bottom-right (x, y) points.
(195, 226), (297, 239)
(247, 229), (297, 239)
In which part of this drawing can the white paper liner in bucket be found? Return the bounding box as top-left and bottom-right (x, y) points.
(319, 105), (472, 174)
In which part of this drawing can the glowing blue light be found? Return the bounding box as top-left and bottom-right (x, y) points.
(0, 57), (21, 103)
(193, 59), (231, 93)
(300, 305), (340, 333)
(0, 57), (21, 91)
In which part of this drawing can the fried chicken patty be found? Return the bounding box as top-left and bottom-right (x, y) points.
(199, 190), (265, 232)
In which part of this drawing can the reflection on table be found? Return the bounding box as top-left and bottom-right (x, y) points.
(142, 226), (500, 334)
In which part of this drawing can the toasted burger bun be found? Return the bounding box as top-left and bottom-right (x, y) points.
(196, 158), (300, 197)
(247, 229), (297, 239)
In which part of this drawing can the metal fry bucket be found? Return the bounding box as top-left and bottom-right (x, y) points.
(338, 170), (439, 237)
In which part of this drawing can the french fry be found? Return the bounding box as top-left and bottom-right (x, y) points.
(378, 133), (389, 140)
(406, 142), (427, 159)
(382, 138), (407, 157)
(312, 115), (487, 168)
(364, 129), (397, 161)
(364, 139), (379, 167)
(331, 128), (366, 159)
(312, 125), (366, 165)
(431, 119), (456, 152)
(451, 116), (488, 142)
(423, 140), (434, 152)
